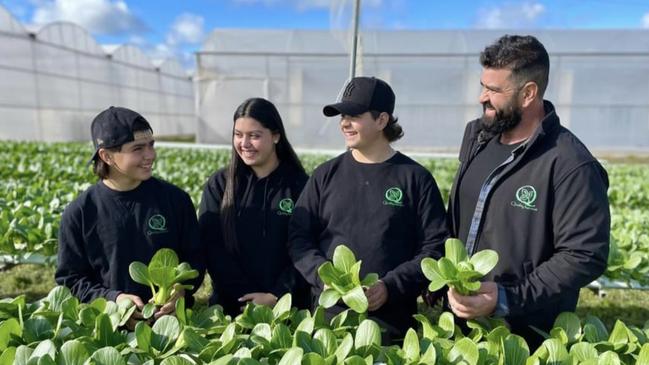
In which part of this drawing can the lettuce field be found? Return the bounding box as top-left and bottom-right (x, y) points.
(1, 141), (649, 364)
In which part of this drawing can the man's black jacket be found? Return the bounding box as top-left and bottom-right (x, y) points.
(448, 101), (610, 344)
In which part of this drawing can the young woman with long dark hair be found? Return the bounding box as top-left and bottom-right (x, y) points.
(199, 97), (309, 315)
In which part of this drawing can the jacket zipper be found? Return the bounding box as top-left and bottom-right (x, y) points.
(465, 143), (526, 255)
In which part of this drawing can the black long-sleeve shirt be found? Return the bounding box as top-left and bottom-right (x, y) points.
(55, 178), (205, 304)
(288, 151), (448, 336)
(199, 162), (309, 315)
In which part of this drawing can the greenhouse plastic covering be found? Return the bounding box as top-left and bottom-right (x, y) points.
(197, 29), (649, 152)
(2, 0), (648, 154)
(0, 5), (194, 142)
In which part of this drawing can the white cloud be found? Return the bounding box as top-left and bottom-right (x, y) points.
(166, 13), (205, 46)
(521, 2), (544, 20)
(475, 2), (546, 29)
(232, 0), (382, 11)
(31, 0), (147, 35)
(643, 12), (649, 28)
(135, 13), (204, 73)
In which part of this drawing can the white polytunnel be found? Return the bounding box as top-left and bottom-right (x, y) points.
(0, 4), (194, 142)
(196, 28), (649, 153)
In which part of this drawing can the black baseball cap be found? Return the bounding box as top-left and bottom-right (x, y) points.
(89, 106), (153, 164)
(323, 76), (395, 117)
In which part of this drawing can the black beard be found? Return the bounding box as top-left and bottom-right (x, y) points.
(479, 103), (522, 134)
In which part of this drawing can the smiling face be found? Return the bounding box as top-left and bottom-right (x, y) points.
(101, 130), (156, 189)
(233, 116), (279, 171)
(339, 111), (387, 151)
(478, 67), (524, 134)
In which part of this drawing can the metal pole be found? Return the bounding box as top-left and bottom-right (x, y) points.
(349, 0), (361, 78)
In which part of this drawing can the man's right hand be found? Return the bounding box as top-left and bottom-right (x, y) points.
(447, 282), (498, 319)
(116, 293), (145, 330)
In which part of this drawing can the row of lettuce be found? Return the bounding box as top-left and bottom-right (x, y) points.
(1, 141), (648, 286)
(3, 287), (649, 365)
(1, 244), (649, 364)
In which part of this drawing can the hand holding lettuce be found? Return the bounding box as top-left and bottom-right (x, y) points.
(317, 244), (379, 313)
(421, 238), (498, 295)
(128, 248), (199, 319)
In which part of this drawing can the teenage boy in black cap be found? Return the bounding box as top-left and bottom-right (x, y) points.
(288, 77), (449, 341)
(55, 106), (205, 327)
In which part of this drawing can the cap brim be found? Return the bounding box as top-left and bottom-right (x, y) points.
(87, 149), (99, 166)
(323, 102), (368, 117)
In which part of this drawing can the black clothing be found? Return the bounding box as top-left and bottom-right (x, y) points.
(289, 151), (448, 338)
(457, 137), (522, 244)
(448, 101), (610, 347)
(56, 178), (205, 305)
(199, 162), (310, 315)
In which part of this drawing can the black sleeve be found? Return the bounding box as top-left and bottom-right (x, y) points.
(270, 172), (310, 298)
(503, 162), (610, 315)
(448, 121), (478, 238)
(381, 173), (449, 299)
(198, 176), (254, 298)
(177, 191), (206, 306)
(55, 205), (121, 302)
(288, 175), (328, 291)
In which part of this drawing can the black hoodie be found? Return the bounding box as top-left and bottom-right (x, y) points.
(448, 101), (610, 347)
(55, 177), (205, 305)
(199, 162), (309, 315)
(289, 151), (449, 340)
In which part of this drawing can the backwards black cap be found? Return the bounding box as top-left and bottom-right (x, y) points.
(323, 76), (395, 117)
(89, 106), (153, 164)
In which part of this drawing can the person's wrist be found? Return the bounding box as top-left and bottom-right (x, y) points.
(493, 285), (510, 317)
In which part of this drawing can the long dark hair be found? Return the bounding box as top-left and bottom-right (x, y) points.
(221, 98), (305, 252)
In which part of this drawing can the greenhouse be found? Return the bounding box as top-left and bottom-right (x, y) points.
(197, 28), (649, 152)
(0, 4), (194, 142)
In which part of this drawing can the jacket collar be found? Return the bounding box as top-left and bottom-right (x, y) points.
(523, 100), (560, 147)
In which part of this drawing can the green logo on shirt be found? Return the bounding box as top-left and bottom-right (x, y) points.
(383, 187), (404, 207)
(278, 198), (294, 215)
(511, 185), (538, 211)
(147, 214), (168, 235)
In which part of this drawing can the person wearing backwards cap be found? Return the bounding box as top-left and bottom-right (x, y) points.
(55, 106), (205, 328)
(288, 77), (449, 342)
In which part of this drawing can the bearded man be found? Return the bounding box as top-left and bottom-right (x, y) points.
(445, 34), (610, 349)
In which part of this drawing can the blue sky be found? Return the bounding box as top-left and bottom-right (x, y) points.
(2, 0), (649, 69)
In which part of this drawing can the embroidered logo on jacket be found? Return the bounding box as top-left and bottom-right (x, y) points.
(511, 185), (538, 211)
(147, 214), (168, 235)
(383, 187), (404, 207)
(278, 198), (295, 215)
